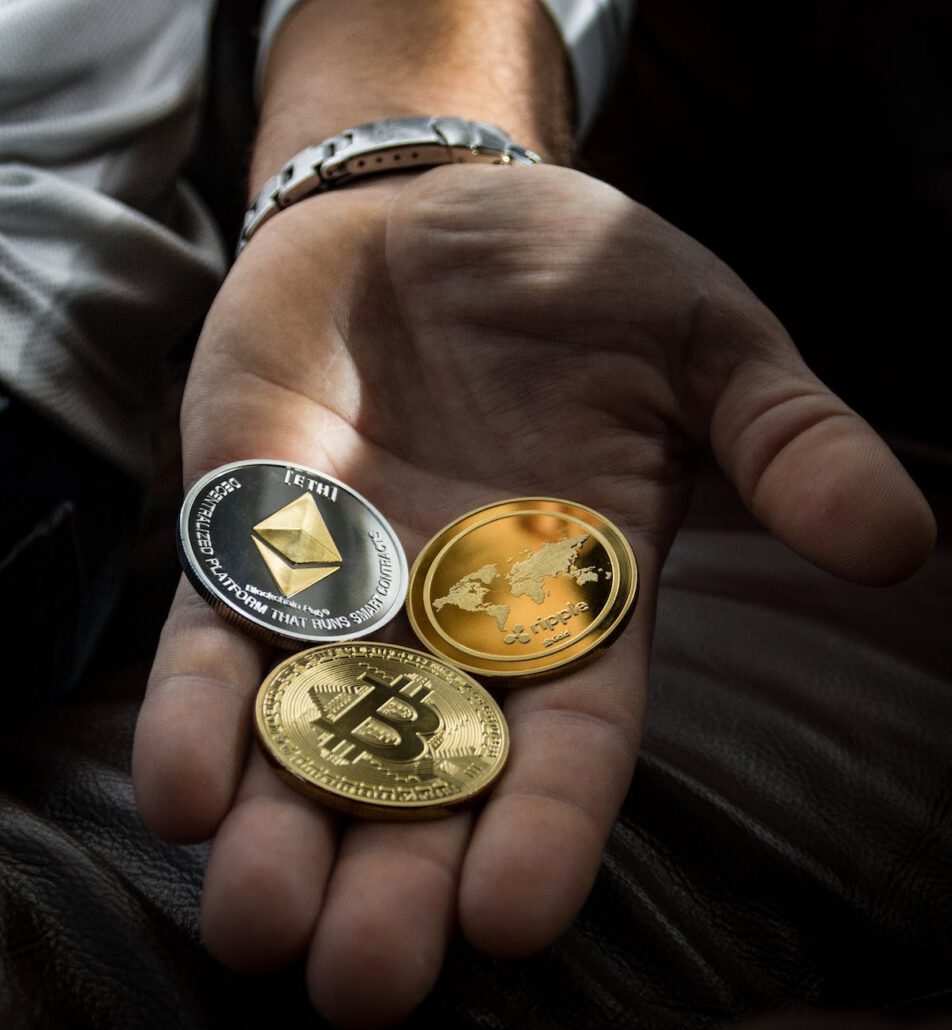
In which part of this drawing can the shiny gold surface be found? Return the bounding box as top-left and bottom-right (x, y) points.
(252, 492), (343, 597)
(407, 498), (638, 678)
(255, 643), (509, 819)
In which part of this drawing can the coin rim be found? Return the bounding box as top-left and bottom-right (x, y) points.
(178, 459), (409, 649)
(407, 497), (638, 678)
(254, 642), (510, 819)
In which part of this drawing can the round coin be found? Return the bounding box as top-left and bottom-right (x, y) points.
(407, 498), (638, 678)
(178, 460), (407, 648)
(255, 642), (509, 818)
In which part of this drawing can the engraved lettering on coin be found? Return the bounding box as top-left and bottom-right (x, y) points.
(427, 518), (614, 661)
(308, 670), (441, 763)
(178, 460), (408, 648)
(407, 499), (638, 678)
(255, 644), (509, 819)
(432, 533), (607, 639)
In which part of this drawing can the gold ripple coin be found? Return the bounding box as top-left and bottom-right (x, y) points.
(255, 643), (509, 819)
(407, 498), (638, 678)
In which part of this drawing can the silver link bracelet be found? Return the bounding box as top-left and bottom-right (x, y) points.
(237, 116), (541, 255)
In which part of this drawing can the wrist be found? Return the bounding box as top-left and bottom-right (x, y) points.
(250, 0), (573, 195)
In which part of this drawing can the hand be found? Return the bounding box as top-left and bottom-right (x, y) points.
(132, 165), (934, 1027)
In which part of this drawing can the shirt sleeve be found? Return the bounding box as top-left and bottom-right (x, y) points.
(538, 0), (635, 138)
(0, 0), (226, 476)
(255, 0), (635, 140)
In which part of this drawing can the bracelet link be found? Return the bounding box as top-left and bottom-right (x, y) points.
(276, 139), (339, 207)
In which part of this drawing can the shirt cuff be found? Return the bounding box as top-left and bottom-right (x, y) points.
(255, 0), (635, 140)
(539, 0), (635, 139)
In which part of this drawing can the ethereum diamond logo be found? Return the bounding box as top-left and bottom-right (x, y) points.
(251, 493), (343, 597)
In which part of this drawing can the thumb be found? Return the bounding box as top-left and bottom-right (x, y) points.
(681, 262), (935, 585)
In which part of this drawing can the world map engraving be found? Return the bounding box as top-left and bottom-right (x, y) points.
(432, 533), (604, 632)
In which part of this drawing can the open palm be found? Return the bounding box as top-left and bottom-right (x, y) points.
(133, 165), (933, 1027)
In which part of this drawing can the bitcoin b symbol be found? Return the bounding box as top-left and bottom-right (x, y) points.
(309, 670), (440, 762)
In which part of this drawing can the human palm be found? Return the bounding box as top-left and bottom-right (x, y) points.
(133, 165), (933, 1026)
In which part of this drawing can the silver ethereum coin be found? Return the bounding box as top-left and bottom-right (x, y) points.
(177, 460), (408, 648)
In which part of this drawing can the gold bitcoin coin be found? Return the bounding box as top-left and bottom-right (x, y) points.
(407, 498), (638, 678)
(254, 643), (509, 819)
